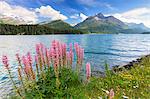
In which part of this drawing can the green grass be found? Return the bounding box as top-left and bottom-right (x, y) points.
(86, 56), (150, 98)
(10, 56), (150, 99)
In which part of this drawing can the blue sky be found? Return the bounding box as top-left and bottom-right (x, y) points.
(0, 0), (150, 27)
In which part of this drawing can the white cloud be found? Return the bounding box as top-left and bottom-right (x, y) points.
(35, 5), (68, 20)
(80, 13), (88, 21)
(0, 1), (37, 24)
(0, 1), (68, 24)
(70, 13), (88, 21)
(111, 7), (150, 28)
(70, 14), (79, 19)
(70, 23), (78, 26)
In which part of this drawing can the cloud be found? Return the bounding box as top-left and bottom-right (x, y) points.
(0, 1), (68, 24)
(70, 13), (88, 21)
(77, 0), (115, 10)
(111, 7), (150, 28)
(70, 14), (79, 19)
(0, 1), (37, 24)
(35, 5), (68, 20)
(80, 13), (88, 21)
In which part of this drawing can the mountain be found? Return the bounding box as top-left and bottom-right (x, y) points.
(0, 17), (25, 25)
(75, 13), (128, 33)
(0, 20), (85, 35)
(41, 20), (73, 30)
(1, 13), (150, 34)
(126, 23), (150, 31)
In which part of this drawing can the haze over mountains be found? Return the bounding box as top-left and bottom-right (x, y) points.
(0, 13), (150, 34)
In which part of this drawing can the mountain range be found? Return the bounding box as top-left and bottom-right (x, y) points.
(75, 13), (150, 33)
(0, 13), (150, 34)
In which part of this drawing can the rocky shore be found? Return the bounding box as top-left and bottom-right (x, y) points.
(113, 54), (150, 72)
(91, 54), (150, 77)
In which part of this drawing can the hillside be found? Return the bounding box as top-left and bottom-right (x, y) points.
(75, 13), (127, 33)
(0, 19), (87, 35)
(0, 24), (84, 35)
(42, 20), (73, 30)
(75, 13), (149, 34)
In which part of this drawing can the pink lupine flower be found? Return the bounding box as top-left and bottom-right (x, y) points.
(35, 55), (38, 64)
(35, 55), (39, 75)
(18, 67), (22, 80)
(86, 62), (91, 81)
(16, 53), (21, 63)
(52, 40), (57, 49)
(108, 89), (114, 99)
(66, 52), (70, 67)
(74, 43), (79, 57)
(80, 48), (84, 64)
(50, 47), (54, 59)
(62, 43), (67, 66)
(40, 43), (44, 53)
(2, 55), (9, 70)
(69, 43), (73, 52)
(27, 52), (35, 79)
(45, 48), (49, 60)
(63, 43), (67, 56)
(22, 56), (27, 66)
(69, 43), (73, 66)
(22, 56), (30, 75)
(59, 43), (63, 58)
(51, 47), (58, 69)
(61, 43), (64, 56)
(27, 52), (32, 66)
(45, 48), (50, 67)
(56, 48), (60, 67)
(69, 51), (73, 66)
(67, 52), (70, 60)
(40, 43), (45, 65)
(36, 44), (40, 55)
(59, 43), (63, 67)
(81, 49), (84, 60)
(49, 47), (53, 60)
(74, 43), (85, 69)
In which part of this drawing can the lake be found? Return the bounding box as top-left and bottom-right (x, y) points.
(0, 34), (150, 97)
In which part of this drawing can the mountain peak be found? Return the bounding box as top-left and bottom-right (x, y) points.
(95, 13), (105, 18)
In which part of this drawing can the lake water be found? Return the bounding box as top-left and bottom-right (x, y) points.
(0, 34), (150, 97)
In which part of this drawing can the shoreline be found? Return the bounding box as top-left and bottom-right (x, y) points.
(92, 54), (150, 76)
(113, 54), (150, 72)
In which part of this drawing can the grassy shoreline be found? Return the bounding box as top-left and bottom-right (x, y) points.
(88, 55), (150, 98)
(9, 55), (149, 99)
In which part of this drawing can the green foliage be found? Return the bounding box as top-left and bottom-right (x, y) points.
(43, 20), (73, 30)
(86, 56), (150, 98)
(13, 67), (87, 99)
(0, 24), (85, 35)
(10, 56), (150, 99)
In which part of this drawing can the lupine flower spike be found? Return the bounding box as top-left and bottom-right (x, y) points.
(86, 62), (91, 82)
(108, 89), (114, 99)
(2, 55), (9, 70)
(2, 40), (91, 98)
(2, 55), (22, 97)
